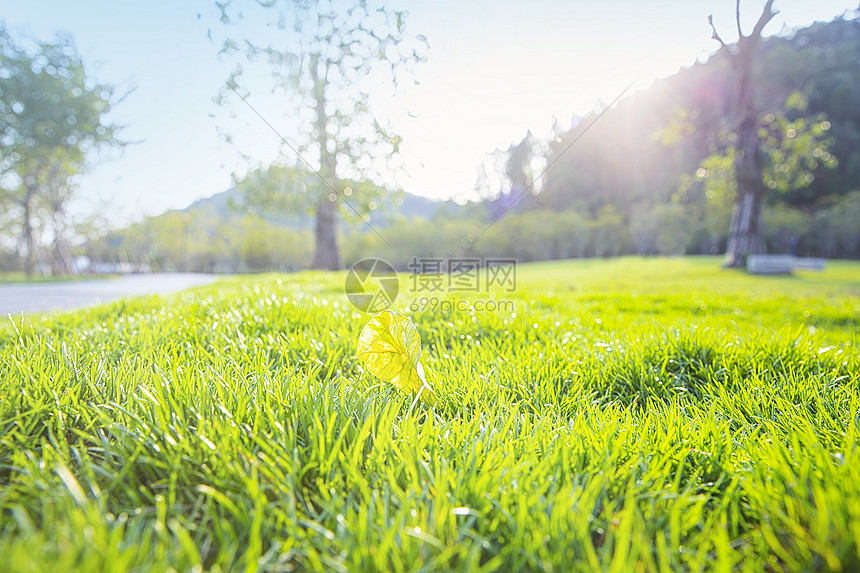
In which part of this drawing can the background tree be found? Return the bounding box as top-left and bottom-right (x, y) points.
(689, 91), (836, 254)
(708, 0), (778, 267)
(0, 25), (123, 276)
(214, 0), (426, 270)
(629, 204), (661, 255)
(501, 131), (534, 210)
(230, 160), (395, 245)
(476, 132), (537, 221)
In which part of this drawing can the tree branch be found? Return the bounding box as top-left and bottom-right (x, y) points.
(708, 14), (729, 49)
(751, 0), (779, 40)
(736, 0), (743, 38)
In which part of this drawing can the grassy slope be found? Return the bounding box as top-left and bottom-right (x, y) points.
(0, 256), (858, 572)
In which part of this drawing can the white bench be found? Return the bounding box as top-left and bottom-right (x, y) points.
(791, 257), (825, 271)
(746, 255), (825, 275)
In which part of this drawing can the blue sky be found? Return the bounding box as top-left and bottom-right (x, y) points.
(2, 0), (856, 224)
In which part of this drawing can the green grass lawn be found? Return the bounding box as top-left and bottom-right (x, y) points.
(0, 272), (72, 284)
(1, 256), (858, 572)
(0, 272), (118, 284)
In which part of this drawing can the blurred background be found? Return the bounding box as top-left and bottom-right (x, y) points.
(1, 0), (858, 278)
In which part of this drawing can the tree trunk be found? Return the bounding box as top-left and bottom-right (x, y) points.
(724, 187), (765, 267)
(710, 1), (777, 268)
(50, 202), (74, 276)
(47, 162), (74, 276)
(311, 197), (341, 270)
(22, 190), (36, 277)
(309, 54), (342, 271)
(724, 48), (768, 267)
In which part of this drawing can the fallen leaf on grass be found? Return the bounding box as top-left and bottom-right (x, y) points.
(355, 311), (437, 406)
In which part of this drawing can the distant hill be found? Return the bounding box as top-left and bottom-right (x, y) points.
(183, 187), (237, 215)
(179, 186), (467, 228)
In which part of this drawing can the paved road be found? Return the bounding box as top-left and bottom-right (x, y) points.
(0, 273), (219, 315)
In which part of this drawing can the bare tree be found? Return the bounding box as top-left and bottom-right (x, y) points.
(709, 0), (778, 267)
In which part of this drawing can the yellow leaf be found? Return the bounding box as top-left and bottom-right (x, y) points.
(355, 311), (436, 405)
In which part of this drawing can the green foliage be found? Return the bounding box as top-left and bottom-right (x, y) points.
(686, 147), (736, 202)
(234, 162), (396, 223)
(0, 24), (123, 274)
(0, 258), (858, 570)
(653, 203), (695, 256)
(629, 206), (662, 255)
(680, 92), (836, 205)
(88, 206), (313, 272)
(764, 204), (810, 253)
(233, 163), (318, 217)
(0, 26), (120, 166)
(591, 205), (626, 258)
(811, 191), (860, 257)
(342, 210), (630, 268)
(758, 96), (838, 192)
(342, 217), (482, 268)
